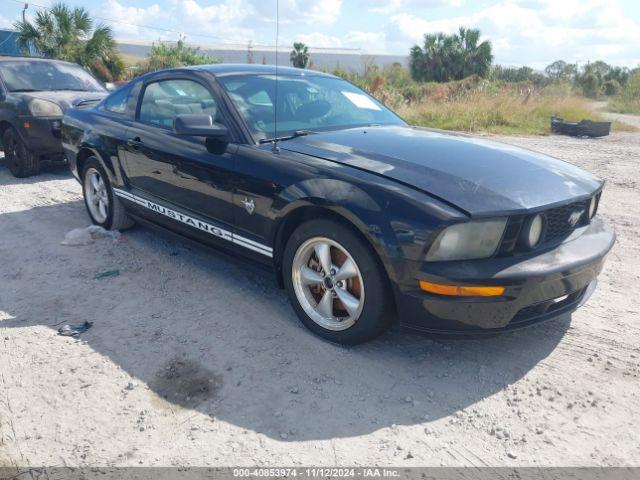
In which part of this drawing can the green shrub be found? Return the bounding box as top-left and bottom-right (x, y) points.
(608, 70), (640, 114)
(137, 39), (221, 74)
(580, 73), (600, 98)
(624, 70), (640, 97)
(602, 79), (621, 96)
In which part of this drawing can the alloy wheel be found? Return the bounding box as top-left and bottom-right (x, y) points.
(291, 237), (365, 331)
(84, 167), (109, 223)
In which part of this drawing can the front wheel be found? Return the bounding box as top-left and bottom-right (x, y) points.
(2, 127), (39, 178)
(81, 158), (133, 230)
(283, 219), (394, 345)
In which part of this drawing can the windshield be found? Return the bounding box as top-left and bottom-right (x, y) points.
(0, 60), (105, 93)
(219, 74), (404, 141)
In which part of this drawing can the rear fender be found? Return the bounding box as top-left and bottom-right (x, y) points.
(67, 124), (124, 187)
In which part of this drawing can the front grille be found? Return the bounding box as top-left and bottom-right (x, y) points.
(542, 200), (590, 243)
(496, 195), (598, 257)
(510, 287), (587, 326)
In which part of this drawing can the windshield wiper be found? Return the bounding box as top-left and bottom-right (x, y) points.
(10, 88), (43, 92)
(259, 130), (314, 144)
(55, 88), (90, 92)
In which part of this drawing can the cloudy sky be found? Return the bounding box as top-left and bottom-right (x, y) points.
(1, 0), (639, 68)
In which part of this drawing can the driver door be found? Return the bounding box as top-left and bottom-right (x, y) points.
(122, 76), (236, 234)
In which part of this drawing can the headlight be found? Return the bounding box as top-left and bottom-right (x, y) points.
(589, 196), (597, 219)
(521, 214), (545, 250)
(28, 98), (63, 117)
(426, 218), (507, 262)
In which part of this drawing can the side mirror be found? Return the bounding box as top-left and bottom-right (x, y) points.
(174, 114), (228, 139)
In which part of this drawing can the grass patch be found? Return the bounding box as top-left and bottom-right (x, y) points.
(607, 97), (640, 115)
(605, 70), (640, 116)
(119, 53), (145, 68)
(395, 91), (614, 135)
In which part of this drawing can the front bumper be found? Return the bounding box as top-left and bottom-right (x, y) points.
(396, 217), (615, 334)
(17, 115), (65, 158)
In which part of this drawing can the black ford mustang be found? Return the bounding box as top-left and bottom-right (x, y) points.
(61, 64), (615, 344)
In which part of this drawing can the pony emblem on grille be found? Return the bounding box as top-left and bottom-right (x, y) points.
(568, 210), (583, 227)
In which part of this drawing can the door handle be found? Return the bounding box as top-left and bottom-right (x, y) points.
(126, 137), (142, 149)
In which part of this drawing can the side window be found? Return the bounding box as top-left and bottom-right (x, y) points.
(139, 79), (218, 128)
(102, 85), (131, 114)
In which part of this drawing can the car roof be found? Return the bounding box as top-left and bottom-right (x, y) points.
(186, 63), (337, 78)
(0, 55), (77, 67)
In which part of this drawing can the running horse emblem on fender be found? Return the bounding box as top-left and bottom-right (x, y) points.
(241, 197), (255, 215)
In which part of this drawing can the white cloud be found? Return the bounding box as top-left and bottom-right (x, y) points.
(367, 0), (464, 15)
(100, 0), (164, 38)
(388, 12), (464, 41)
(251, 0), (343, 25)
(291, 32), (341, 47)
(387, 0), (640, 67)
(172, 0), (255, 41)
(97, 0), (342, 44)
(343, 31), (386, 47)
(285, 30), (385, 50)
(303, 0), (343, 24)
(97, 0), (255, 42)
(0, 15), (15, 29)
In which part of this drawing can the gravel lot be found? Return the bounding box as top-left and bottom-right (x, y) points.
(1, 131), (639, 469)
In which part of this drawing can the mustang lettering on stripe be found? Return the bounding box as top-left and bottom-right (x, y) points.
(113, 188), (272, 257)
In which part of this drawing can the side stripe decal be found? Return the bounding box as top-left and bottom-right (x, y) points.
(113, 188), (273, 258)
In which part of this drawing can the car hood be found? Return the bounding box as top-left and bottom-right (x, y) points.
(281, 125), (603, 216)
(17, 90), (106, 111)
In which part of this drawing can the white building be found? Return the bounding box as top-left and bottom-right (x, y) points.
(117, 40), (408, 74)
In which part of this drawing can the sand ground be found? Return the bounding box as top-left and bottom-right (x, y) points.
(1, 131), (639, 469)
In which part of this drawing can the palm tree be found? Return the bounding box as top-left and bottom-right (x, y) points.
(456, 27), (493, 79)
(14, 3), (123, 81)
(409, 27), (493, 82)
(290, 42), (310, 69)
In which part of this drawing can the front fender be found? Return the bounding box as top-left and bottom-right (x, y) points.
(271, 178), (463, 284)
(283, 176), (398, 233)
(273, 180), (402, 283)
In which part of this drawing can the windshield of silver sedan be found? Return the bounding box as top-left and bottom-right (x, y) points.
(218, 74), (405, 142)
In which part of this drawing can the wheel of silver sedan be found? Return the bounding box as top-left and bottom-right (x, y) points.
(291, 237), (365, 331)
(84, 167), (109, 223)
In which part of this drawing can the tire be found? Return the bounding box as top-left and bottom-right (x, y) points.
(81, 157), (134, 230)
(2, 127), (40, 178)
(283, 218), (394, 345)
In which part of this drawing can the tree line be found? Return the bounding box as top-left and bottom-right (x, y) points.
(405, 28), (637, 97)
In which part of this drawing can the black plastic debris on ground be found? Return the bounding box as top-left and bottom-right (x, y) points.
(551, 116), (611, 138)
(58, 321), (93, 337)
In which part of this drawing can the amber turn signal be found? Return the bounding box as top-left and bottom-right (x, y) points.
(23, 121), (30, 129)
(419, 280), (505, 297)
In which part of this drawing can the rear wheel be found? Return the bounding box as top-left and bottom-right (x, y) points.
(82, 158), (133, 230)
(2, 127), (40, 178)
(283, 219), (394, 345)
